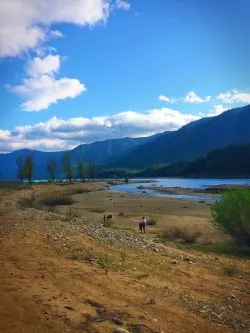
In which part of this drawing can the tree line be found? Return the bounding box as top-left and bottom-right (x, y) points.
(16, 153), (97, 183)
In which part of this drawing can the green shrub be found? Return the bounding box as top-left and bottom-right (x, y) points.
(96, 254), (109, 269)
(212, 189), (250, 246)
(42, 195), (74, 206)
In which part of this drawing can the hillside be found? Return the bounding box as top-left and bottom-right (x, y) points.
(113, 104), (250, 169)
(0, 135), (160, 180)
(139, 143), (250, 178)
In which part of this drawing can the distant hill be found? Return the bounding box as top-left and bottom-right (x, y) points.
(139, 143), (250, 178)
(0, 135), (161, 180)
(1, 104), (250, 180)
(112, 104), (250, 169)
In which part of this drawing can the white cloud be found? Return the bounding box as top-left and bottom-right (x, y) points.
(217, 89), (250, 104)
(49, 30), (65, 38)
(115, 0), (130, 11)
(159, 95), (176, 104)
(184, 91), (211, 104)
(0, 108), (200, 152)
(10, 54), (86, 111)
(12, 74), (86, 112)
(27, 54), (60, 77)
(0, 0), (128, 57)
(207, 104), (228, 117)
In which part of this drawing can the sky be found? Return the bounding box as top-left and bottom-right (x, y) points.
(0, 0), (250, 153)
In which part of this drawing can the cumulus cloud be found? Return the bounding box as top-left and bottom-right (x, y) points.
(12, 75), (86, 112)
(184, 91), (211, 104)
(10, 54), (86, 111)
(26, 54), (60, 77)
(158, 95), (176, 104)
(0, 108), (200, 152)
(0, 0), (129, 57)
(207, 104), (228, 117)
(217, 89), (250, 104)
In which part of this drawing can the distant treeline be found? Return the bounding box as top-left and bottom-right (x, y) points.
(98, 144), (250, 178)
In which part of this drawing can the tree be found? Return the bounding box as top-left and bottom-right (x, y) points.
(77, 159), (85, 182)
(87, 162), (97, 181)
(16, 156), (25, 182)
(24, 154), (34, 184)
(212, 189), (250, 246)
(63, 153), (74, 183)
(47, 158), (57, 182)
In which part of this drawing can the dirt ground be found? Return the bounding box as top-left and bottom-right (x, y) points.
(0, 182), (249, 333)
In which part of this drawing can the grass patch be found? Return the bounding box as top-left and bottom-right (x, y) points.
(18, 196), (42, 210)
(42, 195), (74, 206)
(96, 254), (109, 269)
(65, 207), (80, 221)
(0, 181), (31, 191)
(176, 242), (250, 257)
(71, 188), (90, 195)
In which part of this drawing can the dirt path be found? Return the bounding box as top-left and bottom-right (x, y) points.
(0, 185), (249, 333)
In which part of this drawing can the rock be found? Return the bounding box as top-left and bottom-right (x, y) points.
(64, 306), (75, 311)
(113, 328), (130, 333)
(230, 294), (236, 300)
(184, 257), (191, 262)
(112, 318), (123, 325)
(138, 313), (145, 319)
(172, 260), (178, 264)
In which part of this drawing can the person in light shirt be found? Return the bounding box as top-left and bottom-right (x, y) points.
(139, 216), (147, 233)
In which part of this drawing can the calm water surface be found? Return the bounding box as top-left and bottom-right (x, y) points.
(110, 178), (250, 202)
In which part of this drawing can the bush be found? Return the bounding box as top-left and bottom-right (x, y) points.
(118, 212), (125, 217)
(161, 226), (201, 244)
(223, 263), (239, 277)
(212, 189), (250, 246)
(147, 218), (158, 226)
(42, 195), (74, 206)
(65, 207), (79, 221)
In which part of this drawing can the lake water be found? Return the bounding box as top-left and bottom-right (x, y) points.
(110, 178), (250, 202)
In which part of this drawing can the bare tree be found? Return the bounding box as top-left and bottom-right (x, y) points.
(47, 158), (57, 182)
(16, 156), (25, 182)
(63, 153), (74, 183)
(77, 158), (85, 182)
(24, 154), (34, 184)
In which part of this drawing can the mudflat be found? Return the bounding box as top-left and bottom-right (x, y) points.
(0, 182), (249, 333)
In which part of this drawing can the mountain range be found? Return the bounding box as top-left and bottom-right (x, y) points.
(0, 104), (250, 180)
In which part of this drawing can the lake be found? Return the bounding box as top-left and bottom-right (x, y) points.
(110, 178), (250, 202)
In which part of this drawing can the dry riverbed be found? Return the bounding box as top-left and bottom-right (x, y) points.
(0, 182), (249, 333)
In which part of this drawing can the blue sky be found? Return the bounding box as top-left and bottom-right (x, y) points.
(0, 0), (250, 152)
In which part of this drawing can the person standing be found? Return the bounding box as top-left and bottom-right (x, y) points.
(139, 216), (147, 233)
